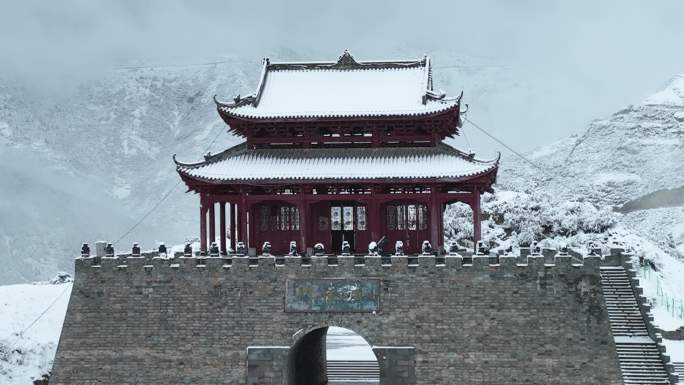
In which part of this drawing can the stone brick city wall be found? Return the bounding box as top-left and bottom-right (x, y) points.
(51, 253), (624, 385)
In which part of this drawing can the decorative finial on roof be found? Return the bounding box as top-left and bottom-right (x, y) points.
(333, 49), (359, 69)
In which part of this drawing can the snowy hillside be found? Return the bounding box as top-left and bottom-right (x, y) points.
(0, 277), (71, 385)
(500, 74), (684, 207)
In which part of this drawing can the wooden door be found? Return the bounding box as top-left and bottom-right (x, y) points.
(328, 203), (370, 254)
(382, 202), (429, 255)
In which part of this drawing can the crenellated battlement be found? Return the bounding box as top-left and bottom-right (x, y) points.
(74, 250), (608, 278)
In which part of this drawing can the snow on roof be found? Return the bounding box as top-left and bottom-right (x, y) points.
(176, 142), (498, 182)
(216, 51), (460, 119)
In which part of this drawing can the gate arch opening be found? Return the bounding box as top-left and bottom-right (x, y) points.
(288, 326), (379, 385)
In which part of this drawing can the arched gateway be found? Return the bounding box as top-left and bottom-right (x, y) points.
(50, 53), (635, 385)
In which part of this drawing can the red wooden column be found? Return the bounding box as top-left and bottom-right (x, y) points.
(297, 199), (308, 254)
(200, 196), (208, 255)
(208, 202), (216, 247)
(230, 203), (236, 252)
(472, 189), (482, 242)
(219, 201), (227, 255)
(248, 205), (255, 249)
(369, 189), (381, 242)
(437, 201), (445, 250)
(429, 192), (441, 250)
(236, 203), (243, 244)
(239, 196), (248, 248)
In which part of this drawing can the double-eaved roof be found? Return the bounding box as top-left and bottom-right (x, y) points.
(215, 50), (460, 120)
(175, 142), (499, 184)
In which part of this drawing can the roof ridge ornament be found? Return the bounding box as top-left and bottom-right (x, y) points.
(333, 49), (360, 69)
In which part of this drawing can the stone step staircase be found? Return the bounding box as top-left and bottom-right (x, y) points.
(601, 266), (677, 384)
(327, 360), (380, 382)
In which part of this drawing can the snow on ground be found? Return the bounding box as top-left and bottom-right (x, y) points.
(0, 279), (72, 385)
(663, 339), (684, 364)
(326, 327), (376, 361)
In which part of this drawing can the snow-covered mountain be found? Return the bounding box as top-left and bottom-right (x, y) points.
(500, 74), (684, 208)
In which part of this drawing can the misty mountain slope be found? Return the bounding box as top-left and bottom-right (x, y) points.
(0, 146), (142, 283)
(499, 74), (684, 207)
(0, 60), (258, 283)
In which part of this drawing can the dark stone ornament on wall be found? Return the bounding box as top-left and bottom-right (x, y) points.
(332, 50), (360, 69)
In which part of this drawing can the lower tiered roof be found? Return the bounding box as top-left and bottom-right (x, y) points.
(174, 142), (499, 184)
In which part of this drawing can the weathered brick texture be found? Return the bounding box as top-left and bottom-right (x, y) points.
(51, 254), (623, 385)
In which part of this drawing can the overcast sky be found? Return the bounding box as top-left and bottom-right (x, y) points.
(2, 0), (683, 151)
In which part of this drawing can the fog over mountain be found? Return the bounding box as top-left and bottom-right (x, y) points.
(3, 0), (684, 150)
(1, 1), (684, 284)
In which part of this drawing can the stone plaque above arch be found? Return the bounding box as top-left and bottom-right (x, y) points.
(285, 278), (381, 313)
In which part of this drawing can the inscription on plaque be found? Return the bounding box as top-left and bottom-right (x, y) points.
(285, 279), (381, 313)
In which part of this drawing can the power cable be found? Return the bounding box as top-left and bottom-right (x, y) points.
(463, 117), (554, 178)
(2, 283), (71, 355)
(18, 285), (71, 336)
(112, 126), (225, 246)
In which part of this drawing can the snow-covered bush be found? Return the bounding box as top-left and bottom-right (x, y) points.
(443, 202), (473, 242)
(443, 190), (618, 247)
(483, 190), (616, 240)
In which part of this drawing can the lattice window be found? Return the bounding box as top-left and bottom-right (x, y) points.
(290, 206), (300, 231)
(343, 206), (354, 230)
(387, 204), (428, 231)
(280, 206), (289, 230)
(407, 205), (417, 230)
(356, 206), (367, 230)
(387, 205), (397, 230)
(331, 206), (342, 230)
(260, 204), (300, 231)
(260, 206), (270, 231)
(396, 205), (406, 230)
(418, 204), (428, 230)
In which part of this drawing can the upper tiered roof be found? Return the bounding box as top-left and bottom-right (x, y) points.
(214, 51), (464, 147)
(215, 51), (459, 120)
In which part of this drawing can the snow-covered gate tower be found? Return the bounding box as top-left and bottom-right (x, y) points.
(50, 52), (678, 385)
(175, 51), (498, 257)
